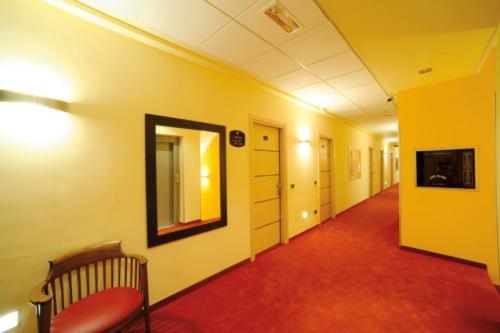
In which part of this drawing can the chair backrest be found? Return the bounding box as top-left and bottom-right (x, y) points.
(42, 241), (144, 316)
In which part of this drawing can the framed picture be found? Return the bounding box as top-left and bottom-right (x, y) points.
(349, 148), (361, 180)
(416, 148), (475, 189)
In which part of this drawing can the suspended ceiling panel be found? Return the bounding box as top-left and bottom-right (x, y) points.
(315, 0), (500, 93)
(77, 0), (398, 137)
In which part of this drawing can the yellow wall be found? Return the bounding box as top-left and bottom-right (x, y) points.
(0, 1), (383, 331)
(399, 48), (499, 284)
(496, 26), (500, 286)
(201, 136), (220, 221)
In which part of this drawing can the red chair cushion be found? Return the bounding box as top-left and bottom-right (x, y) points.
(51, 287), (143, 333)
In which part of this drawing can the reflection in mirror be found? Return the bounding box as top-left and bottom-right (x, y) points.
(155, 126), (221, 236)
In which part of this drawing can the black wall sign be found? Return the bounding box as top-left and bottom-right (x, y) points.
(229, 130), (245, 147)
(416, 148), (475, 189)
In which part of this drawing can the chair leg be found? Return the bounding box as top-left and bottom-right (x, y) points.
(144, 306), (151, 333)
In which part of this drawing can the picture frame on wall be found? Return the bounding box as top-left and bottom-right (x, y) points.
(416, 148), (475, 189)
(349, 148), (361, 180)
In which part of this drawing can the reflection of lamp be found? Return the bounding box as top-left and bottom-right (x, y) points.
(200, 167), (210, 178)
(201, 167), (210, 186)
(0, 89), (69, 112)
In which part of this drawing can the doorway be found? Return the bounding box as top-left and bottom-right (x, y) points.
(251, 122), (283, 255)
(319, 137), (333, 222)
(155, 136), (180, 229)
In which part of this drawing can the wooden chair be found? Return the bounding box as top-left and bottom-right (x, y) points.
(30, 241), (150, 333)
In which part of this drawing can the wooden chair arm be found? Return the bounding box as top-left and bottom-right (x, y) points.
(29, 283), (52, 305)
(127, 254), (148, 265)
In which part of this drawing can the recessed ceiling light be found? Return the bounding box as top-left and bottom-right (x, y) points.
(263, 1), (302, 34)
(418, 67), (433, 75)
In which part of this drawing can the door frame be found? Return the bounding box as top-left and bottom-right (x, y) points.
(369, 147), (374, 196)
(380, 149), (385, 191)
(318, 133), (335, 223)
(249, 115), (288, 260)
(390, 152), (394, 186)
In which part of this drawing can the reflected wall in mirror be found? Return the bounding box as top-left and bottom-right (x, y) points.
(146, 114), (227, 247)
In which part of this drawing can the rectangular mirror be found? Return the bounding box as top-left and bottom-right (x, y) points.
(145, 114), (227, 247)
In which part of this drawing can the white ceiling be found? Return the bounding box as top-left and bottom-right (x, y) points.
(77, 0), (398, 137)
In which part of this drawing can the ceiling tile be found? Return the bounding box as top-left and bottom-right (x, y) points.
(137, 0), (231, 47)
(308, 50), (364, 80)
(206, 0), (257, 17)
(240, 49), (300, 80)
(342, 82), (388, 108)
(327, 69), (375, 90)
(270, 68), (321, 91)
(199, 21), (272, 65)
(279, 22), (349, 65)
(344, 111), (375, 124)
(78, 0), (147, 20)
(292, 82), (352, 110)
(237, 0), (327, 45)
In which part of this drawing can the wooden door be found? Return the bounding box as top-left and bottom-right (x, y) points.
(319, 137), (332, 222)
(251, 123), (281, 255)
(369, 147), (373, 196)
(390, 152), (394, 186)
(380, 150), (385, 191)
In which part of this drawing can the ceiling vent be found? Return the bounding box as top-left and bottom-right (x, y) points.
(418, 67), (433, 75)
(263, 1), (302, 34)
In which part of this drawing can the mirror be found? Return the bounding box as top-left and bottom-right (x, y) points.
(145, 114), (227, 247)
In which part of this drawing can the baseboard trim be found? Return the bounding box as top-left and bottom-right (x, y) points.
(289, 224), (320, 241)
(400, 245), (487, 269)
(150, 258), (251, 311)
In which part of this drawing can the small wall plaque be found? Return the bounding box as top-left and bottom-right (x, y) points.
(229, 130), (245, 147)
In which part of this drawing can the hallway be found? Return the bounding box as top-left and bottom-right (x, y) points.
(128, 186), (500, 332)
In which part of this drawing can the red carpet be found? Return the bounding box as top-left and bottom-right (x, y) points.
(127, 186), (500, 332)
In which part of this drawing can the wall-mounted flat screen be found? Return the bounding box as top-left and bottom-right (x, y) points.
(416, 149), (475, 189)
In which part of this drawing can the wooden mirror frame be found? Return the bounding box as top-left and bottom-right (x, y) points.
(145, 114), (227, 247)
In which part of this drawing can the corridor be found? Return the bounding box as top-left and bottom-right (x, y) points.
(128, 186), (500, 332)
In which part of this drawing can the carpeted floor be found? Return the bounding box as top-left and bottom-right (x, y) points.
(127, 185), (500, 332)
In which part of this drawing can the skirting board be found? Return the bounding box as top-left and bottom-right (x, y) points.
(150, 258), (251, 311)
(400, 245), (487, 269)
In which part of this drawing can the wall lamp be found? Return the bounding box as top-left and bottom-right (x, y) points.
(0, 89), (69, 112)
(297, 126), (311, 143)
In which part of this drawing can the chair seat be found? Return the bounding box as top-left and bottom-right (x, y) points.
(51, 287), (143, 333)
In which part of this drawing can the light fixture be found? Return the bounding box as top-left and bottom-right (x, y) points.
(0, 310), (20, 333)
(297, 126), (311, 143)
(301, 211), (308, 219)
(0, 89), (69, 112)
(263, 1), (302, 34)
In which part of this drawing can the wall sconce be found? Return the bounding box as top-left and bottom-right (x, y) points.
(0, 89), (69, 112)
(297, 126), (311, 143)
(0, 309), (20, 333)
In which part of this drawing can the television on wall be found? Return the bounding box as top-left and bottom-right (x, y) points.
(416, 148), (475, 189)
